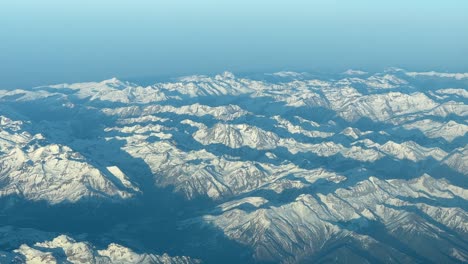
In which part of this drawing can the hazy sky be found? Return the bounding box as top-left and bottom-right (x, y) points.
(0, 0), (467, 88)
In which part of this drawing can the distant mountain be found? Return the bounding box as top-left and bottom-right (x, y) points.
(0, 69), (466, 263)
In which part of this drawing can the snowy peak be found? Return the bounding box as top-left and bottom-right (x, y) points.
(201, 174), (467, 263)
(6, 234), (200, 264)
(194, 123), (280, 150)
(0, 114), (139, 204)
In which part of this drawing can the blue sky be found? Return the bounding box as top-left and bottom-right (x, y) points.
(0, 0), (467, 88)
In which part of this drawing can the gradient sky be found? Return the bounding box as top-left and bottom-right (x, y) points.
(0, 0), (467, 89)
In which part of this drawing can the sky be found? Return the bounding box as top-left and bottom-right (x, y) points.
(0, 0), (467, 89)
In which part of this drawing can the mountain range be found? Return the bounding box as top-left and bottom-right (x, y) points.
(0, 68), (466, 263)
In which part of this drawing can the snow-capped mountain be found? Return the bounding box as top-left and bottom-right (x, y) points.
(198, 174), (467, 263)
(0, 68), (466, 263)
(0, 115), (139, 204)
(0, 230), (199, 264)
